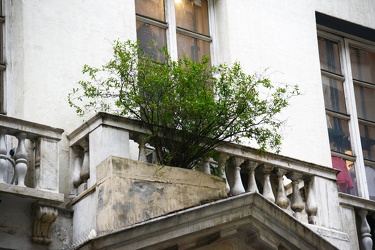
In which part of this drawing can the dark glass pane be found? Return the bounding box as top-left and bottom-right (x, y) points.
(366, 165), (375, 200)
(359, 123), (375, 161)
(331, 156), (357, 196)
(326, 115), (352, 153)
(354, 84), (375, 122)
(177, 33), (210, 61)
(322, 76), (347, 113)
(0, 71), (4, 114)
(318, 37), (342, 75)
(175, 0), (209, 35)
(350, 47), (375, 84)
(136, 20), (167, 61)
(135, 0), (165, 21)
(0, 24), (3, 63)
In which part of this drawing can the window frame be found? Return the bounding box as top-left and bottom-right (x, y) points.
(0, 0), (5, 114)
(135, 0), (215, 63)
(318, 29), (375, 199)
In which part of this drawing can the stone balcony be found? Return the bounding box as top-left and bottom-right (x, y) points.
(67, 112), (351, 249)
(0, 114), (64, 202)
(0, 114), (64, 244)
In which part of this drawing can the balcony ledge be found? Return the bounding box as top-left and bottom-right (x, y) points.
(0, 183), (64, 204)
(338, 192), (375, 211)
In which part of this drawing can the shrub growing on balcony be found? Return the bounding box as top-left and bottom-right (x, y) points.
(68, 40), (300, 169)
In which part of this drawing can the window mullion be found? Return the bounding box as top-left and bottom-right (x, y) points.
(165, 0), (178, 61)
(342, 38), (369, 199)
(207, 0), (216, 65)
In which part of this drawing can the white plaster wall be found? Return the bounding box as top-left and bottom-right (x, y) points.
(315, 0), (375, 29)
(339, 205), (360, 250)
(8, 0), (136, 194)
(215, 0), (331, 167)
(0, 195), (72, 249)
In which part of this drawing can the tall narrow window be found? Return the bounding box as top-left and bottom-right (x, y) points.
(135, 0), (212, 62)
(174, 0), (210, 61)
(135, 0), (167, 61)
(0, 1), (5, 114)
(318, 36), (357, 196)
(318, 32), (375, 200)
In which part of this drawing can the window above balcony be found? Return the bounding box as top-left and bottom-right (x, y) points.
(317, 29), (375, 200)
(135, 0), (213, 62)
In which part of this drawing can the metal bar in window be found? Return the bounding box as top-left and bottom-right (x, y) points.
(353, 79), (375, 89)
(364, 159), (375, 167)
(321, 69), (345, 81)
(331, 150), (356, 161)
(358, 119), (375, 127)
(176, 27), (211, 42)
(136, 15), (168, 30)
(326, 109), (350, 121)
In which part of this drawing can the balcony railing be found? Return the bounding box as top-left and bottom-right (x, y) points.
(67, 112), (339, 226)
(339, 193), (375, 250)
(0, 114), (64, 203)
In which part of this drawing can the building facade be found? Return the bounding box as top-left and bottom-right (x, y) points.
(0, 0), (375, 249)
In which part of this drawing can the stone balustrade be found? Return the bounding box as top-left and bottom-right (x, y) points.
(67, 112), (339, 227)
(339, 193), (375, 250)
(0, 114), (64, 202)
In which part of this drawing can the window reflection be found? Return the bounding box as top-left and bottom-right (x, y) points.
(318, 37), (342, 75)
(366, 165), (375, 200)
(354, 84), (375, 122)
(326, 115), (352, 153)
(135, 0), (165, 21)
(359, 123), (375, 161)
(322, 76), (347, 113)
(176, 33), (210, 61)
(331, 156), (357, 195)
(175, 0), (209, 35)
(136, 21), (167, 61)
(350, 47), (375, 84)
(175, 0), (210, 61)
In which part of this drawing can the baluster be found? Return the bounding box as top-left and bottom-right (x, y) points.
(72, 145), (83, 189)
(34, 138), (41, 189)
(218, 153), (230, 194)
(244, 160), (259, 193)
(275, 168), (288, 209)
(286, 172), (305, 220)
(305, 176), (318, 225)
(259, 164), (275, 203)
(15, 132), (28, 187)
(228, 157), (245, 195)
(358, 209), (373, 250)
(79, 138), (90, 188)
(197, 156), (211, 174)
(0, 129), (7, 183)
(136, 135), (147, 162)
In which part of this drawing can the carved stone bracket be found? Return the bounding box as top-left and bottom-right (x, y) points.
(32, 205), (58, 244)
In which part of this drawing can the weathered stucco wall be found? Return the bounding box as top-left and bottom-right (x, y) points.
(72, 156), (226, 246)
(0, 195), (73, 250)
